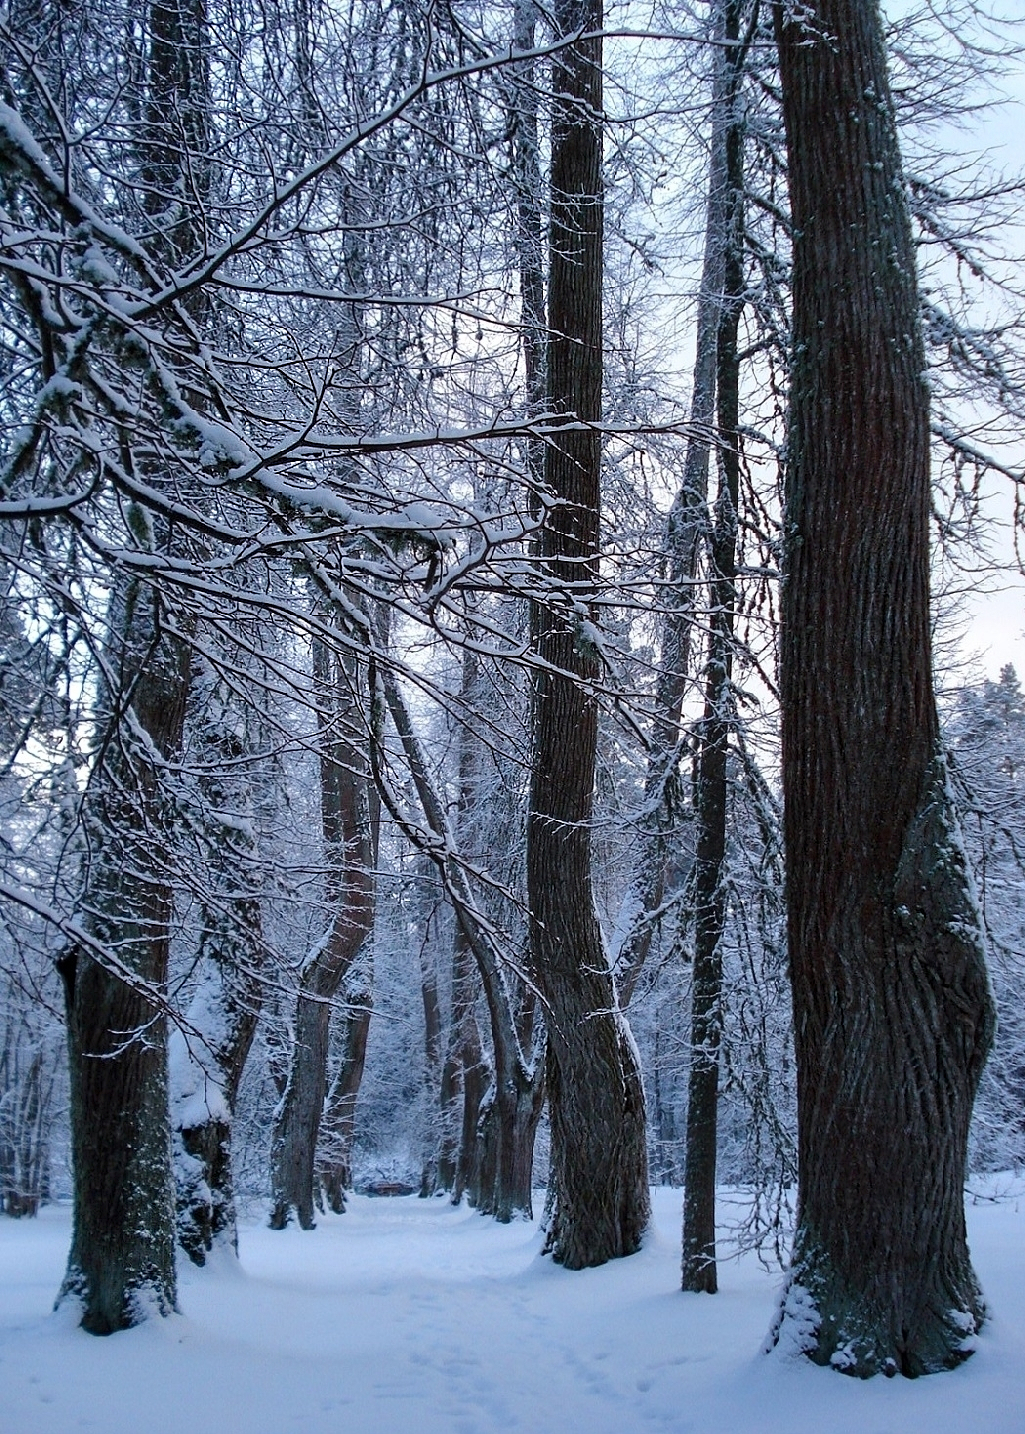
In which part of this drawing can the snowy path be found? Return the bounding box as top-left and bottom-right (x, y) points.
(1, 1186), (1023, 1434)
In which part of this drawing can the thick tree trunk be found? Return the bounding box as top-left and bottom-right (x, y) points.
(455, 1042), (489, 1203)
(772, 0), (995, 1376)
(526, 0), (649, 1268)
(472, 1038), (545, 1221)
(55, 0), (209, 1336)
(58, 581), (189, 1333)
(271, 991), (332, 1229)
(681, 0), (747, 1295)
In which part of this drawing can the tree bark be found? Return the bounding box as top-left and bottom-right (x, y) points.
(526, 0), (650, 1268)
(317, 946), (373, 1213)
(416, 871), (445, 1196)
(54, 0), (212, 1335)
(58, 581), (189, 1332)
(431, 922), (484, 1200)
(270, 636), (375, 1229)
(377, 666), (542, 1220)
(172, 663), (264, 1265)
(772, 0), (995, 1376)
(509, 0), (546, 512)
(681, 0), (748, 1295)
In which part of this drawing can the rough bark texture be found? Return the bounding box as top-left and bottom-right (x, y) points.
(54, 0), (210, 1336)
(526, 0), (650, 1268)
(58, 582), (189, 1333)
(472, 1044), (545, 1222)
(772, 0), (995, 1376)
(681, 0), (747, 1295)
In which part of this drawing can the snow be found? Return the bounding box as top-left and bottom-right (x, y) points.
(169, 1025), (230, 1130)
(1, 1185), (1024, 1434)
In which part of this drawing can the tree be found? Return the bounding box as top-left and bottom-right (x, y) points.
(374, 657), (543, 1222)
(316, 943), (374, 1211)
(681, 0), (750, 1296)
(947, 665), (1025, 1175)
(526, 0), (650, 1268)
(770, 0), (995, 1376)
(57, 570), (189, 1331)
(54, 0), (213, 1330)
(0, 941), (63, 1218)
(171, 656), (266, 1262)
(270, 630), (376, 1229)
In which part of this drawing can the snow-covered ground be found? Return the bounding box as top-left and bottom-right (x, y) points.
(1, 1184), (1023, 1434)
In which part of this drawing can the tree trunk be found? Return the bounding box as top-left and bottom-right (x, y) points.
(415, 642), (541, 1214)
(416, 873), (445, 1197)
(58, 581), (189, 1333)
(317, 947), (373, 1213)
(54, 0), (210, 1336)
(271, 989), (331, 1230)
(772, 0), (995, 1376)
(526, 0), (650, 1268)
(172, 670), (264, 1264)
(509, 0), (546, 511)
(1, 1044), (47, 1217)
(430, 917), (486, 1200)
(377, 665), (543, 1220)
(681, 0), (748, 1295)
(478, 1066), (546, 1221)
(270, 637), (375, 1229)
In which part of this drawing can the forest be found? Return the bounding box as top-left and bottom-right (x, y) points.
(1, 0), (1024, 1394)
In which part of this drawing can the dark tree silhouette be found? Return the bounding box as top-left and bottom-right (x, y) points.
(526, 0), (650, 1268)
(681, 0), (749, 1296)
(771, 0), (995, 1377)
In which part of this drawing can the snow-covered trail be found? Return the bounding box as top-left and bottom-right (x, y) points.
(1, 1185), (1023, 1434)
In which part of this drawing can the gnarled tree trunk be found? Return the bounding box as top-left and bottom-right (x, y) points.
(772, 0), (995, 1376)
